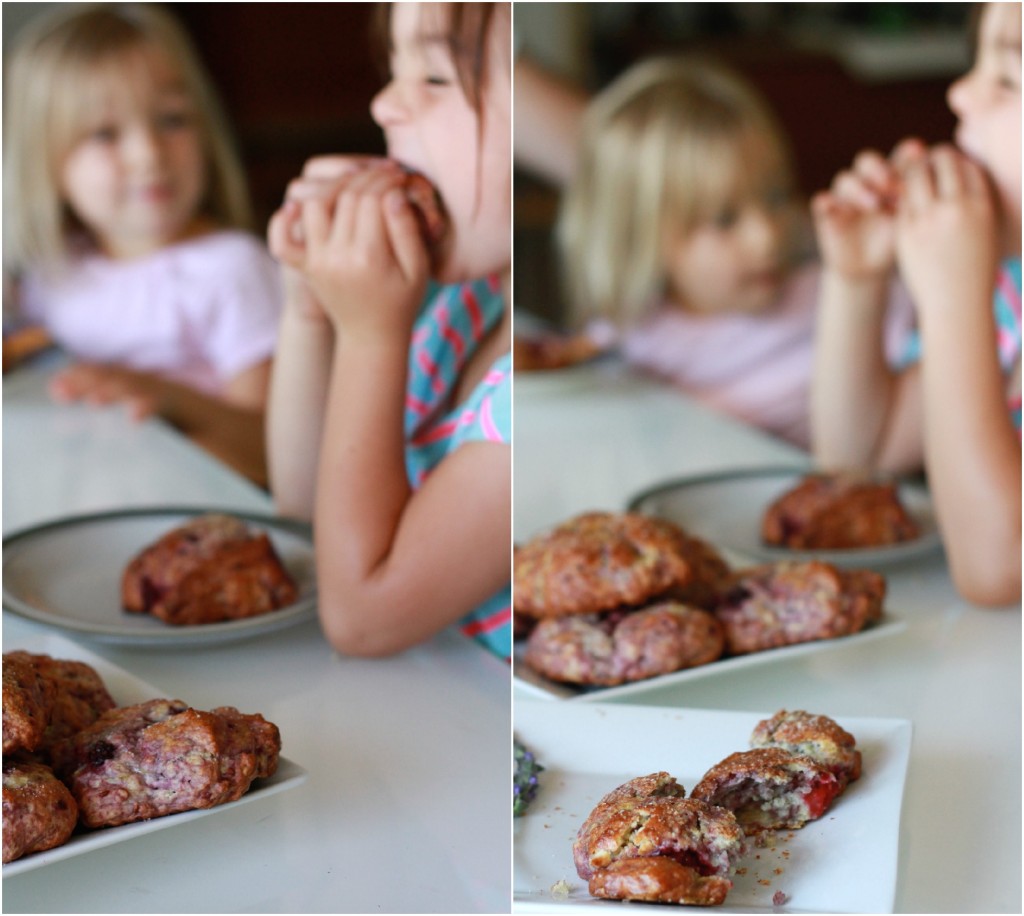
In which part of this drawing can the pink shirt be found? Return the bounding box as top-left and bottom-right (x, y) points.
(21, 231), (283, 396)
(619, 263), (914, 448)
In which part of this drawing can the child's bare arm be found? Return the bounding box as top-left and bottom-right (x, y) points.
(279, 158), (512, 655)
(265, 198), (335, 518)
(316, 335), (510, 656)
(897, 145), (1021, 605)
(811, 143), (925, 472)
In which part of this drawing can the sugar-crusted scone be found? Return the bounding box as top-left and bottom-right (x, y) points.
(514, 512), (730, 618)
(2, 760), (79, 864)
(762, 473), (920, 549)
(588, 856), (733, 906)
(714, 561), (885, 654)
(751, 710), (862, 789)
(523, 603), (724, 686)
(31, 655), (117, 753)
(2, 652), (57, 755)
(122, 514), (299, 625)
(690, 748), (841, 833)
(53, 699), (281, 829)
(573, 772), (743, 906)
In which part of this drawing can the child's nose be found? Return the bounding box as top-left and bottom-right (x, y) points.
(946, 70), (973, 121)
(744, 208), (783, 256)
(123, 125), (164, 170)
(370, 80), (407, 128)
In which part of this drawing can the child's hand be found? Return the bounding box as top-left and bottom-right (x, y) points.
(269, 157), (383, 326)
(812, 140), (925, 281)
(291, 162), (430, 337)
(48, 363), (160, 421)
(895, 144), (1000, 320)
(271, 159), (430, 338)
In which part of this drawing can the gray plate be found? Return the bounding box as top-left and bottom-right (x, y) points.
(2, 507), (317, 646)
(628, 466), (943, 568)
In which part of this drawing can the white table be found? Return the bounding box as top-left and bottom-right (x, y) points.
(513, 360), (1022, 914)
(2, 356), (511, 914)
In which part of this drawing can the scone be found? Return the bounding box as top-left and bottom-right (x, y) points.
(403, 170), (447, 246)
(122, 514), (299, 625)
(514, 512), (729, 618)
(714, 561), (885, 654)
(32, 655), (117, 753)
(523, 603), (724, 686)
(2, 760), (79, 864)
(573, 772), (744, 906)
(513, 331), (604, 372)
(690, 748), (842, 833)
(750, 709), (862, 789)
(53, 699), (281, 828)
(762, 473), (920, 549)
(2, 652), (57, 755)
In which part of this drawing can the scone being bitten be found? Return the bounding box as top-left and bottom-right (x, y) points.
(122, 514), (299, 625)
(514, 512), (729, 618)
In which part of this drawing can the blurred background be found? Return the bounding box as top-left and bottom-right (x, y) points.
(514, 1), (974, 326)
(3, 2), (385, 231)
(4, 1), (975, 329)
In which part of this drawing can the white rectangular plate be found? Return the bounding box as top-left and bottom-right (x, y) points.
(3, 633), (308, 876)
(513, 614), (905, 701)
(513, 700), (912, 914)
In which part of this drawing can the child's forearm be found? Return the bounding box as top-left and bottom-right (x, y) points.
(266, 307), (335, 517)
(811, 271), (897, 469)
(312, 332), (511, 657)
(919, 299), (1022, 606)
(314, 334), (415, 654)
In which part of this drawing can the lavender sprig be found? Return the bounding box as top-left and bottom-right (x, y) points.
(513, 739), (543, 817)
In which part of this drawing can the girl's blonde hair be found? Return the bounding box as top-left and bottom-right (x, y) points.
(557, 56), (796, 328)
(3, 2), (253, 275)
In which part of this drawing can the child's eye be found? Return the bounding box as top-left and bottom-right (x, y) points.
(425, 75), (451, 87)
(88, 125), (119, 144)
(711, 207), (739, 230)
(156, 110), (192, 130)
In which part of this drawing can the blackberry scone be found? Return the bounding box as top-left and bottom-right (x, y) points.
(53, 698), (281, 828)
(714, 561), (885, 654)
(122, 514), (299, 625)
(523, 603), (724, 686)
(514, 512), (729, 618)
(2, 760), (79, 863)
(762, 473), (920, 549)
(2, 652), (57, 755)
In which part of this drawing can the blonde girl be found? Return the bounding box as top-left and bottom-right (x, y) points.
(267, 2), (511, 658)
(4, 3), (281, 485)
(557, 55), (912, 448)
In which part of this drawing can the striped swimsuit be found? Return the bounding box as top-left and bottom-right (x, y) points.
(405, 276), (511, 659)
(901, 257), (1022, 434)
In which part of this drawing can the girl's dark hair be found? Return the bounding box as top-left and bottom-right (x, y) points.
(372, 3), (496, 111)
